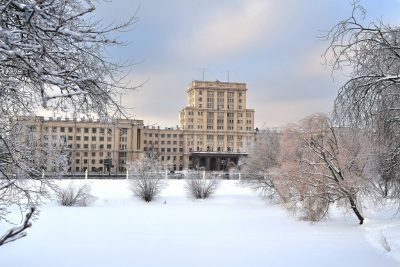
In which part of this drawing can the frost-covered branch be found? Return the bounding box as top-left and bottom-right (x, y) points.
(0, 207), (35, 246)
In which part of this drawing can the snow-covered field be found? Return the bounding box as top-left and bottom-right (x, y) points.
(1, 180), (399, 267)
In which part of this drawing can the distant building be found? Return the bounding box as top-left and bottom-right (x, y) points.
(178, 80), (255, 170)
(20, 80), (256, 173)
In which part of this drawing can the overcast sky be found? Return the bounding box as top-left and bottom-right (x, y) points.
(91, 0), (400, 128)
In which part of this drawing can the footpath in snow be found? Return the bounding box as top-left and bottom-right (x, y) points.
(0, 180), (399, 267)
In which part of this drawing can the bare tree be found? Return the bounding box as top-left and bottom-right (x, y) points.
(240, 129), (281, 200)
(279, 114), (369, 224)
(324, 1), (400, 201)
(0, 0), (137, 245)
(128, 151), (165, 202)
(185, 171), (219, 199)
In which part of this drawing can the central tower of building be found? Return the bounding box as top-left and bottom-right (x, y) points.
(179, 80), (255, 170)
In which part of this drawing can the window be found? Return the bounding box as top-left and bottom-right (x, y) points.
(84, 159), (88, 164)
(60, 127), (65, 132)
(76, 136), (81, 141)
(99, 144), (104, 149)
(92, 128), (97, 133)
(84, 144), (88, 149)
(84, 152), (88, 157)
(107, 137), (112, 142)
(99, 136), (104, 141)
(107, 144), (112, 149)
(92, 136), (96, 141)
(100, 128), (105, 134)
(84, 128), (89, 133)
(76, 128), (81, 133)
(92, 152), (96, 157)
(68, 136), (73, 141)
(76, 159), (80, 164)
(120, 128), (127, 135)
(84, 136), (89, 141)
(76, 144), (81, 149)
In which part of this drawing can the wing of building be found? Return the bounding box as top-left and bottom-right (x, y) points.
(19, 80), (255, 174)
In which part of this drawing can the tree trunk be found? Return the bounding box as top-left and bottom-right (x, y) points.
(348, 196), (364, 225)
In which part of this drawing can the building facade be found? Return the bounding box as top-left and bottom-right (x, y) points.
(178, 80), (255, 170)
(21, 80), (255, 173)
(20, 116), (143, 173)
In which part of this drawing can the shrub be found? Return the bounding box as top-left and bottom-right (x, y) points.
(185, 171), (219, 199)
(128, 152), (166, 202)
(56, 183), (96, 207)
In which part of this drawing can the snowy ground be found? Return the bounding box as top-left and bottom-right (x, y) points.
(1, 180), (399, 267)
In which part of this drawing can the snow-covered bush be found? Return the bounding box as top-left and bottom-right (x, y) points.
(56, 183), (96, 207)
(185, 171), (219, 199)
(129, 152), (166, 202)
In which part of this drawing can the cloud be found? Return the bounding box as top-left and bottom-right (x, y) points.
(176, 0), (287, 61)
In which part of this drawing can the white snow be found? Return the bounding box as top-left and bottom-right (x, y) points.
(0, 180), (399, 267)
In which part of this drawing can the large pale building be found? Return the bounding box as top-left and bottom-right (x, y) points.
(178, 80), (255, 170)
(21, 80), (255, 173)
(20, 117), (143, 173)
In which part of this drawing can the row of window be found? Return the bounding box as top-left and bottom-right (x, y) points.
(143, 133), (183, 139)
(160, 155), (183, 162)
(144, 140), (182, 145)
(144, 147), (183, 153)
